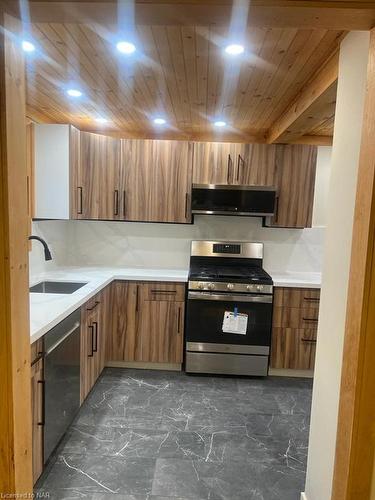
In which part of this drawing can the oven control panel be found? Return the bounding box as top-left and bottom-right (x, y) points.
(188, 281), (273, 295)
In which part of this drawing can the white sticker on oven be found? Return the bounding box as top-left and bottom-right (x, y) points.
(222, 311), (248, 335)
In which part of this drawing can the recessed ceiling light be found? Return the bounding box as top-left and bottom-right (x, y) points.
(214, 120), (227, 127)
(225, 44), (245, 56)
(153, 117), (166, 125)
(22, 40), (35, 52)
(66, 89), (83, 98)
(95, 117), (108, 124)
(116, 41), (136, 54)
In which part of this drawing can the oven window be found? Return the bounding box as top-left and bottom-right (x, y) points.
(186, 295), (273, 346)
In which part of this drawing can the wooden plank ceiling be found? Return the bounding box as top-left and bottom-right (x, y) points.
(25, 21), (344, 143)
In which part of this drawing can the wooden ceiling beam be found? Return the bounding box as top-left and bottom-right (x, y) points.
(23, 1), (375, 30)
(266, 50), (339, 144)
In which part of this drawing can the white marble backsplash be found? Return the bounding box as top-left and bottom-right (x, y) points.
(29, 217), (325, 281)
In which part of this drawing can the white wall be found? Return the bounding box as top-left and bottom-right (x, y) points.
(312, 146), (332, 227)
(304, 31), (370, 500)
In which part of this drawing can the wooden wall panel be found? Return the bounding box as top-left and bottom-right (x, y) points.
(332, 28), (375, 500)
(0, 11), (33, 494)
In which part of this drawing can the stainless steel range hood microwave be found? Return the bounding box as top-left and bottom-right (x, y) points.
(191, 184), (277, 217)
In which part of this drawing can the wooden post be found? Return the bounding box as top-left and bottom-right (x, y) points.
(332, 28), (375, 500)
(0, 10), (33, 494)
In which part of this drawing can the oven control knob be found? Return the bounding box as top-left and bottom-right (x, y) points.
(246, 285), (253, 291)
(256, 285), (263, 291)
(227, 283), (234, 290)
(198, 283), (205, 290)
(208, 283), (215, 290)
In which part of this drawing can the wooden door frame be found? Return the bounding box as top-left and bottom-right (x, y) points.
(0, 10), (33, 494)
(332, 27), (375, 500)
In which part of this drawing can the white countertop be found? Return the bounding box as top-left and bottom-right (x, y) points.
(29, 266), (321, 344)
(268, 271), (322, 289)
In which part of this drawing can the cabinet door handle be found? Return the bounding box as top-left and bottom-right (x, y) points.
(135, 285), (139, 312)
(301, 338), (317, 343)
(273, 195), (279, 224)
(151, 289), (177, 294)
(177, 306), (181, 334)
(227, 154), (233, 184)
(87, 300), (100, 311)
(236, 154), (244, 182)
(88, 325), (94, 357)
(114, 190), (119, 216)
(93, 321), (98, 352)
(123, 190), (126, 218)
(303, 297), (320, 302)
(37, 379), (45, 426)
(185, 193), (189, 221)
(302, 317), (318, 322)
(77, 187), (83, 215)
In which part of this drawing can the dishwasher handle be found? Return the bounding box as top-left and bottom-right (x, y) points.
(44, 322), (81, 356)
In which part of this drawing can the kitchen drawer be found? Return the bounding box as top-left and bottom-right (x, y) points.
(270, 327), (317, 370)
(273, 306), (319, 328)
(273, 287), (320, 308)
(141, 282), (186, 302)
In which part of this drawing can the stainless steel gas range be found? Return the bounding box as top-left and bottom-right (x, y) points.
(185, 241), (273, 376)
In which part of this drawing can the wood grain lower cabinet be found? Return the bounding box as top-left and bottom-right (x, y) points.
(31, 357), (44, 484)
(138, 283), (185, 363)
(107, 281), (185, 365)
(80, 293), (105, 402)
(270, 287), (320, 370)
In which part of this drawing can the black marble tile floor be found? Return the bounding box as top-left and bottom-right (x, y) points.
(35, 368), (313, 500)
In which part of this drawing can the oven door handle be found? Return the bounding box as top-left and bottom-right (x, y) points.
(188, 291), (272, 303)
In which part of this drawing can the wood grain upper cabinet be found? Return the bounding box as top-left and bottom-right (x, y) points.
(266, 145), (317, 228)
(74, 131), (121, 220)
(123, 139), (193, 223)
(192, 142), (238, 185)
(193, 142), (277, 186)
(232, 143), (277, 186)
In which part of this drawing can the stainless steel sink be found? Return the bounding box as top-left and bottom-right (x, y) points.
(29, 281), (88, 294)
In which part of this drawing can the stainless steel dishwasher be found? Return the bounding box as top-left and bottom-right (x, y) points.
(43, 309), (81, 462)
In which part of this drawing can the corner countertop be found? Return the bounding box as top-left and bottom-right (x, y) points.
(29, 267), (188, 344)
(29, 266), (321, 344)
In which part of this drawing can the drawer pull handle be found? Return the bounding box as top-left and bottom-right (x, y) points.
(150, 289), (177, 294)
(87, 301), (100, 311)
(77, 187), (83, 215)
(302, 317), (318, 322)
(301, 338), (317, 343)
(303, 297), (320, 302)
(114, 190), (119, 216)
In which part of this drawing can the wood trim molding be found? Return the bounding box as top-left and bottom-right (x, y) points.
(288, 135), (333, 146)
(0, 11), (33, 494)
(332, 28), (375, 500)
(267, 51), (339, 144)
(24, 1), (375, 30)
